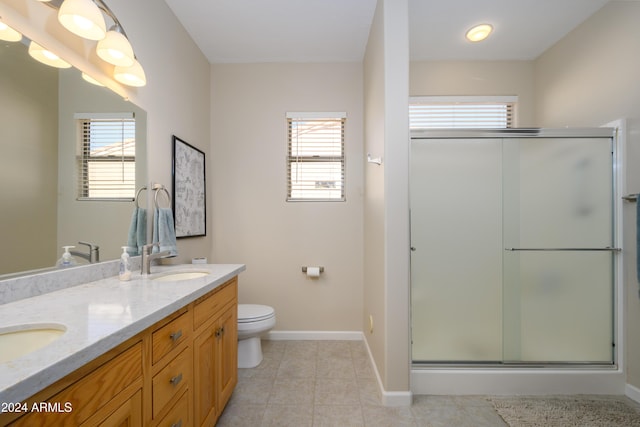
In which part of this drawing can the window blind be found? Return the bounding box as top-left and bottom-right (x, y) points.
(75, 113), (136, 200)
(409, 96), (515, 129)
(287, 113), (346, 201)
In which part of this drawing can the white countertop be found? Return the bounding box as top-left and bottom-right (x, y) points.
(0, 264), (245, 405)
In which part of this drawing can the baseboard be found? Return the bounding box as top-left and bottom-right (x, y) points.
(264, 330), (413, 406)
(627, 383), (640, 403)
(265, 330), (363, 341)
(361, 335), (413, 407)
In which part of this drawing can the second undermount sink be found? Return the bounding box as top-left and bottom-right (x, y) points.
(152, 270), (211, 282)
(0, 323), (66, 363)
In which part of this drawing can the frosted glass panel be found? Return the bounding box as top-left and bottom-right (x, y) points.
(503, 252), (613, 363)
(502, 136), (614, 364)
(411, 139), (502, 361)
(503, 138), (613, 249)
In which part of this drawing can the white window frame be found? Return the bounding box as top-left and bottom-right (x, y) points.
(409, 96), (517, 129)
(75, 112), (136, 201)
(286, 112), (346, 202)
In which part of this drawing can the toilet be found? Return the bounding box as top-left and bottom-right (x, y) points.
(237, 304), (276, 368)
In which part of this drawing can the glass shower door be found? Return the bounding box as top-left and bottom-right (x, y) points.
(502, 137), (615, 363)
(411, 138), (503, 362)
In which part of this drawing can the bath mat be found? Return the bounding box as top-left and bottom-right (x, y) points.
(490, 396), (640, 427)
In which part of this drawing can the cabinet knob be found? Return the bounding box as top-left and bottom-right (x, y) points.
(169, 373), (183, 387)
(171, 420), (183, 427)
(169, 330), (183, 342)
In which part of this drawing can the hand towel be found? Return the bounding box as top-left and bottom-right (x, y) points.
(153, 207), (178, 257)
(126, 207), (147, 256)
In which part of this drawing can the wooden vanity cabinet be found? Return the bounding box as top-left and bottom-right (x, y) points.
(193, 278), (238, 427)
(2, 276), (238, 427)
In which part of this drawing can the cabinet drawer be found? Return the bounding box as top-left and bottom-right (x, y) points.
(156, 389), (190, 427)
(193, 278), (237, 330)
(152, 346), (192, 419)
(152, 311), (191, 365)
(11, 342), (142, 427)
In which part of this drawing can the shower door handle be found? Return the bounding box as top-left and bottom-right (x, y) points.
(504, 247), (621, 252)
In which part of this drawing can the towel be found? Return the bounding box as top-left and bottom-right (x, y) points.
(126, 207), (147, 256)
(153, 207), (178, 257)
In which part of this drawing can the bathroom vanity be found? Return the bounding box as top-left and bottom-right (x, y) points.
(0, 263), (245, 426)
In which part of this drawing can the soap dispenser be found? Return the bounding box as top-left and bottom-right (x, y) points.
(56, 246), (77, 268)
(119, 246), (132, 281)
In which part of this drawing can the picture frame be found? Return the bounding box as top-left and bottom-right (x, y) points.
(172, 135), (206, 238)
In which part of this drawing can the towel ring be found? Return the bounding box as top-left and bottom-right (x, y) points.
(134, 186), (147, 209)
(154, 186), (172, 208)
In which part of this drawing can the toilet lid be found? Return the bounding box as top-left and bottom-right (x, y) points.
(238, 304), (275, 323)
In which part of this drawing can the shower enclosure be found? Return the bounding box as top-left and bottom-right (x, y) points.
(410, 128), (618, 365)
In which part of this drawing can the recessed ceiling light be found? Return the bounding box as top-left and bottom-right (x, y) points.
(466, 24), (493, 42)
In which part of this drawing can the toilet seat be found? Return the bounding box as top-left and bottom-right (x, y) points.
(238, 304), (275, 323)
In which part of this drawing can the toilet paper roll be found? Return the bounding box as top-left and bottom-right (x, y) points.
(306, 267), (321, 278)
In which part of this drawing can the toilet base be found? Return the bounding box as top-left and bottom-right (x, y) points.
(238, 336), (263, 368)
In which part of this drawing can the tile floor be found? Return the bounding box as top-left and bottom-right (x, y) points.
(216, 340), (639, 427)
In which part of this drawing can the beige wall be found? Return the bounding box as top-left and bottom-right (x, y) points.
(210, 63), (364, 332)
(0, 40), (58, 273)
(106, 0), (212, 265)
(534, 0), (640, 391)
(410, 61), (536, 127)
(363, 0), (411, 395)
(364, 0), (388, 386)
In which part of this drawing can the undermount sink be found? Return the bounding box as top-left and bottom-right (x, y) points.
(0, 323), (66, 363)
(152, 270), (211, 282)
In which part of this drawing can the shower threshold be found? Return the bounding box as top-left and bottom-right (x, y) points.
(412, 361), (618, 369)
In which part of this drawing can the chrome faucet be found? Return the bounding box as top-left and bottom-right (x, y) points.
(141, 243), (171, 275)
(70, 241), (100, 263)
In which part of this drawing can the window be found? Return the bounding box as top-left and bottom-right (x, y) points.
(287, 112), (346, 201)
(409, 96), (516, 129)
(76, 112), (136, 200)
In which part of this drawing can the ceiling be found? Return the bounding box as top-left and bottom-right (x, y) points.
(164, 0), (614, 64)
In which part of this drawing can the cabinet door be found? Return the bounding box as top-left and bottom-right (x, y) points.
(81, 389), (142, 427)
(193, 326), (217, 427)
(217, 304), (237, 409)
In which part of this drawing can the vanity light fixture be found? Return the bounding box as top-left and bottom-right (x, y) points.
(466, 23), (493, 42)
(35, 0), (147, 87)
(28, 41), (72, 68)
(58, 0), (106, 41)
(0, 19), (22, 42)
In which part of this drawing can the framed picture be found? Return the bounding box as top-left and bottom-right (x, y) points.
(172, 135), (206, 238)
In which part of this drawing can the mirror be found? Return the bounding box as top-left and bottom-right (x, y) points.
(0, 38), (147, 278)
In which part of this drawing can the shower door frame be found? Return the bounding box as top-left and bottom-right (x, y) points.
(409, 127), (624, 369)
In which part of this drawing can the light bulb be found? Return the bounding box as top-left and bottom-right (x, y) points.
(28, 41), (71, 68)
(0, 20), (22, 42)
(114, 59), (146, 87)
(58, 0), (106, 41)
(97, 29), (135, 67)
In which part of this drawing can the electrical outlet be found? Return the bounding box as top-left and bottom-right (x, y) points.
(369, 315), (374, 334)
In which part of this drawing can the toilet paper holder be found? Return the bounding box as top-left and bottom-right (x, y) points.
(301, 266), (324, 273)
